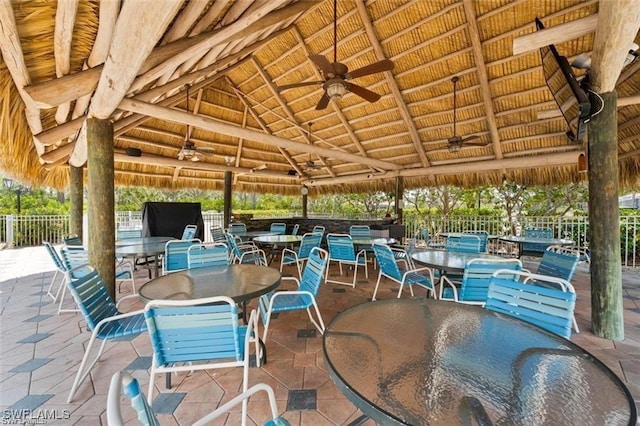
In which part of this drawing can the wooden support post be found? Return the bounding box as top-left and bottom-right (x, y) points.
(223, 171), (232, 228)
(395, 176), (404, 224)
(588, 91), (624, 340)
(68, 165), (83, 240)
(87, 118), (115, 299)
(302, 191), (308, 219)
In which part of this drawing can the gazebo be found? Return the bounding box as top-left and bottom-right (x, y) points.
(1, 0), (639, 339)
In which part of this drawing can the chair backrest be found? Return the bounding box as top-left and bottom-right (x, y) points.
(270, 222), (287, 235)
(188, 243), (230, 269)
(297, 233), (323, 259)
(60, 246), (92, 280)
(108, 372), (286, 426)
(145, 296), (243, 365)
(537, 245), (580, 282)
(291, 224), (300, 236)
(164, 239), (200, 274)
(349, 225), (371, 239)
(181, 224), (198, 240)
(458, 258), (522, 303)
(420, 228), (430, 245)
(312, 225), (325, 235)
(446, 234), (482, 253)
(228, 223), (247, 234)
(116, 229), (141, 240)
(299, 247), (329, 296)
(67, 268), (120, 331)
(463, 230), (489, 252)
(373, 243), (403, 282)
(210, 225), (227, 243)
(486, 273), (576, 338)
(326, 233), (356, 262)
(43, 241), (66, 273)
(523, 227), (553, 254)
(63, 234), (82, 246)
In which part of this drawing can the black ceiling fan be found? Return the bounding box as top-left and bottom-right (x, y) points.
(448, 76), (488, 153)
(277, 0), (393, 110)
(177, 85), (215, 161)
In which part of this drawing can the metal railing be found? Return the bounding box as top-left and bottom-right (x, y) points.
(1, 212), (638, 267)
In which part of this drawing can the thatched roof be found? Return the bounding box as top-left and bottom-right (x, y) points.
(1, 0), (640, 195)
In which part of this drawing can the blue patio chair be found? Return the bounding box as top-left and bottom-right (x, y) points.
(181, 224), (198, 240)
(63, 234), (82, 246)
(445, 234), (482, 253)
(440, 258), (522, 304)
(66, 267), (147, 403)
(116, 228), (141, 239)
(291, 224), (300, 236)
(59, 246), (135, 313)
(162, 239), (201, 275)
(270, 222), (287, 235)
(259, 247), (329, 341)
(349, 225), (371, 239)
(43, 241), (67, 302)
(210, 225), (228, 244)
(536, 245), (580, 283)
(280, 232), (322, 278)
(312, 225), (325, 235)
(187, 242), (230, 268)
(107, 372), (289, 426)
(393, 231), (419, 268)
(144, 296), (259, 414)
(228, 223), (247, 234)
(463, 230), (489, 253)
(326, 233), (368, 288)
(225, 232), (267, 265)
(372, 243), (436, 301)
(485, 271), (576, 339)
(522, 227), (553, 256)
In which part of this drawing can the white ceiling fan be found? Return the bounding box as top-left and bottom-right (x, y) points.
(177, 85), (215, 162)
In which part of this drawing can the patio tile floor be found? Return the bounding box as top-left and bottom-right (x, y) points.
(0, 245), (639, 424)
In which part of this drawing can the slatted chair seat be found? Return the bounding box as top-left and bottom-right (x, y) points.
(67, 267), (147, 403)
(536, 245), (580, 283)
(63, 234), (82, 246)
(144, 296), (259, 421)
(463, 230), (489, 253)
(326, 233), (368, 288)
(349, 225), (371, 239)
(280, 232), (322, 278)
(108, 372), (289, 426)
(187, 242), (230, 269)
(486, 272), (576, 339)
(228, 223), (247, 234)
(372, 243), (435, 301)
(440, 258), (522, 305)
(116, 229), (141, 239)
(259, 247), (328, 341)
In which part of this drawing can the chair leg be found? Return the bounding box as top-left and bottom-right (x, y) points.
(372, 273), (383, 301)
(306, 300), (325, 334)
(67, 333), (108, 403)
(46, 270), (61, 301)
(57, 282), (80, 315)
(573, 316), (580, 333)
(147, 363), (158, 404)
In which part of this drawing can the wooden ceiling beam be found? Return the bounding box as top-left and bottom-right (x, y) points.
(354, 0), (430, 167)
(53, 0), (78, 124)
(463, 0), (503, 160)
(512, 15), (599, 55)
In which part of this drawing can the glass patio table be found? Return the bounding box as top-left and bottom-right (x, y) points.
(323, 298), (636, 425)
(499, 235), (574, 258)
(115, 236), (173, 277)
(411, 249), (502, 274)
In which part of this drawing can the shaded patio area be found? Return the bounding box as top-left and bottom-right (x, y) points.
(1, 246), (639, 425)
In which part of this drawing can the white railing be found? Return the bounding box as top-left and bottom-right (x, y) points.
(1, 212), (638, 267)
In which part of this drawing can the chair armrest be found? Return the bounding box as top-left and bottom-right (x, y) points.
(281, 247), (298, 259)
(439, 275), (459, 301)
(402, 266), (434, 283)
(281, 276), (301, 288)
(238, 248), (267, 265)
(93, 308), (145, 333)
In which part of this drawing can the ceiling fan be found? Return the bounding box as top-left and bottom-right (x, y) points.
(302, 122), (322, 170)
(448, 76), (488, 153)
(177, 85), (215, 161)
(277, 0), (394, 110)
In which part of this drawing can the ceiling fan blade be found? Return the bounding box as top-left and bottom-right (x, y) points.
(315, 93), (330, 110)
(348, 83), (381, 103)
(277, 81), (324, 91)
(347, 59), (394, 79)
(309, 54), (334, 77)
(461, 135), (489, 146)
(196, 146), (216, 152)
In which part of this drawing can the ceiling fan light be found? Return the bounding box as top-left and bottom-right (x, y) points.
(326, 82), (346, 100)
(449, 143), (461, 153)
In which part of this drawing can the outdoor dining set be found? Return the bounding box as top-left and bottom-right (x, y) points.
(40, 222), (637, 425)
